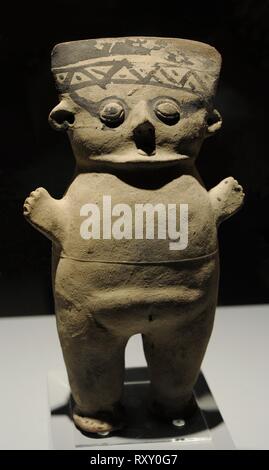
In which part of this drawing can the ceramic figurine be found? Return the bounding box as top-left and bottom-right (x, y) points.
(24, 37), (244, 434)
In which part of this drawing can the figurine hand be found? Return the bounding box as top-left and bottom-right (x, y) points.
(209, 177), (245, 224)
(221, 176), (244, 206)
(23, 187), (68, 244)
(23, 187), (51, 218)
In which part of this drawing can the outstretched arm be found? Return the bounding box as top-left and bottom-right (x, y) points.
(23, 187), (68, 246)
(209, 177), (245, 225)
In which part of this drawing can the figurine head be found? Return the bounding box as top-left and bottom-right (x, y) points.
(49, 37), (222, 168)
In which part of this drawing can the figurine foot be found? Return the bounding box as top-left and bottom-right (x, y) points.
(73, 413), (113, 434)
(149, 394), (197, 422)
(72, 405), (125, 435)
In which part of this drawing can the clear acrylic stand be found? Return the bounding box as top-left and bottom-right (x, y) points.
(48, 367), (234, 449)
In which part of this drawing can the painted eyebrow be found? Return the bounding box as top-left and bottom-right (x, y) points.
(69, 91), (205, 118)
(70, 92), (128, 116)
(150, 95), (204, 107)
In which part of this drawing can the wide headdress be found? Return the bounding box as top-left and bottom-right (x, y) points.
(51, 37), (221, 102)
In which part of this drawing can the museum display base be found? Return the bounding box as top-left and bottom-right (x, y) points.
(48, 368), (234, 449)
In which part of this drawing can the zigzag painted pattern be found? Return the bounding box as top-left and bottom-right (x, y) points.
(53, 58), (211, 96)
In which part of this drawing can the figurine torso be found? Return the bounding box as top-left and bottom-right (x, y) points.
(53, 171), (219, 325)
(59, 172), (218, 262)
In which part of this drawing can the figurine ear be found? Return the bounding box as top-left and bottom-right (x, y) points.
(48, 100), (75, 131)
(206, 109), (222, 137)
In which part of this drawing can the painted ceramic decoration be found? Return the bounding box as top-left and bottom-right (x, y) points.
(24, 37), (244, 434)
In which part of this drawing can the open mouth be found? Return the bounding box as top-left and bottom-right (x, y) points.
(90, 152), (189, 164)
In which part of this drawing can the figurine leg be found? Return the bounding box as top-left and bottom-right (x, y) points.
(142, 306), (215, 420)
(56, 312), (127, 434)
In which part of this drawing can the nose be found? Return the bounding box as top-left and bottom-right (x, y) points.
(131, 101), (156, 156)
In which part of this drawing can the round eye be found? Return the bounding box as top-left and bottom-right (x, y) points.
(99, 101), (125, 128)
(155, 101), (180, 125)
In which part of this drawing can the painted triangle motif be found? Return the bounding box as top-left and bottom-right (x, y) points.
(165, 66), (189, 81)
(85, 65), (112, 79)
(70, 72), (91, 85)
(56, 72), (68, 83)
(168, 67), (181, 78)
(180, 71), (207, 93)
(111, 66), (138, 81)
(133, 66), (157, 80)
(159, 68), (179, 85)
(148, 74), (163, 85)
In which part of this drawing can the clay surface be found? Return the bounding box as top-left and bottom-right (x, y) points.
(24, 37), (244, 434)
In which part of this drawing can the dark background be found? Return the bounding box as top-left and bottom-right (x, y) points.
(0, 0), (269, 316)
